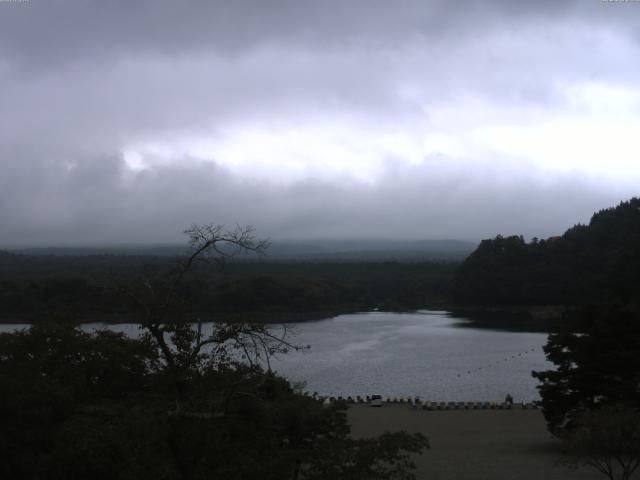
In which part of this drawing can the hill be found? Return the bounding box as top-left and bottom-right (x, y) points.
(452, 197), (640, 306)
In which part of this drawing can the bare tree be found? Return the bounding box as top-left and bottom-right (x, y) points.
(118, 224), (301, 410)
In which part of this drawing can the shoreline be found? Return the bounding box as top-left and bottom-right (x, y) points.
(0, 309), (353, 326)
(0, 305), (563, 333)
(446, 304), (565, 332)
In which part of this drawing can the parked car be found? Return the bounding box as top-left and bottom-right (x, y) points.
(370, 394), (383, 407)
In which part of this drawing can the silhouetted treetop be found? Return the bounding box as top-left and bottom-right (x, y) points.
(453, 197), (640, 306)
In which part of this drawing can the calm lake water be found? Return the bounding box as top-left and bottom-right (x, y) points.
(0, 310), (550, 402)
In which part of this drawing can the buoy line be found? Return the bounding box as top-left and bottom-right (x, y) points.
(454, 347), (540, 378)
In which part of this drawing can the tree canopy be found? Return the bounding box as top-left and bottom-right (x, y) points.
(453, 197), (640, 307)
(532, 304), (640, 434)
(0, 322), (429, 480)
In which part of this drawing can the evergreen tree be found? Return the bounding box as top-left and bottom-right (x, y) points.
(533, 304), (640, 434)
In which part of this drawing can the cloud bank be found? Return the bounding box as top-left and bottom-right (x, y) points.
(0, 0), (638, 245)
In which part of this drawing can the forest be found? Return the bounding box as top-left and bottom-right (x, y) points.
(0, 253), (456, 323)
(452, 197), (640, 308)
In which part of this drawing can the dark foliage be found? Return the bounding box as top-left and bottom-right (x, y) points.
(0, 256), (456, 322)
(532, 304), (640, 434)
(450, 198), (640, 441)
(0, 323), (428, 480)
(453, 197), (640, 306)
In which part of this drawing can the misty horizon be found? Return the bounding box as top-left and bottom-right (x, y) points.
(3, 237), (479, 253)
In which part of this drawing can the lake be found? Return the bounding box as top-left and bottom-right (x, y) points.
(0, 310), (550, 402)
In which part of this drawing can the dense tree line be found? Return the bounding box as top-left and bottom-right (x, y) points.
(452, 198), (640, 306)
(507, 198), (640, 477)
(0, 254), (456, 322)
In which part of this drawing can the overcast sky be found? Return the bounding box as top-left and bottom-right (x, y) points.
(1, 0), (639, 246)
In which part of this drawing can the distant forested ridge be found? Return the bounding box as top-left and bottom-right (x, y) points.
(452, 197), (640, 306)
(10, 238), (475, 261)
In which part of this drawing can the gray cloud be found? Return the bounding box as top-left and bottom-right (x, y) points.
(0, 152), (632, 245)
(0, 1), (576, 67)
(0, 1), (638, 245)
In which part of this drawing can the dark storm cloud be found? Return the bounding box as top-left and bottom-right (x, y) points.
(0, 0), (638, 245)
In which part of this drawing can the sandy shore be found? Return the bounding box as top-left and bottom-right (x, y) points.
(348, 405), (602, 480)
